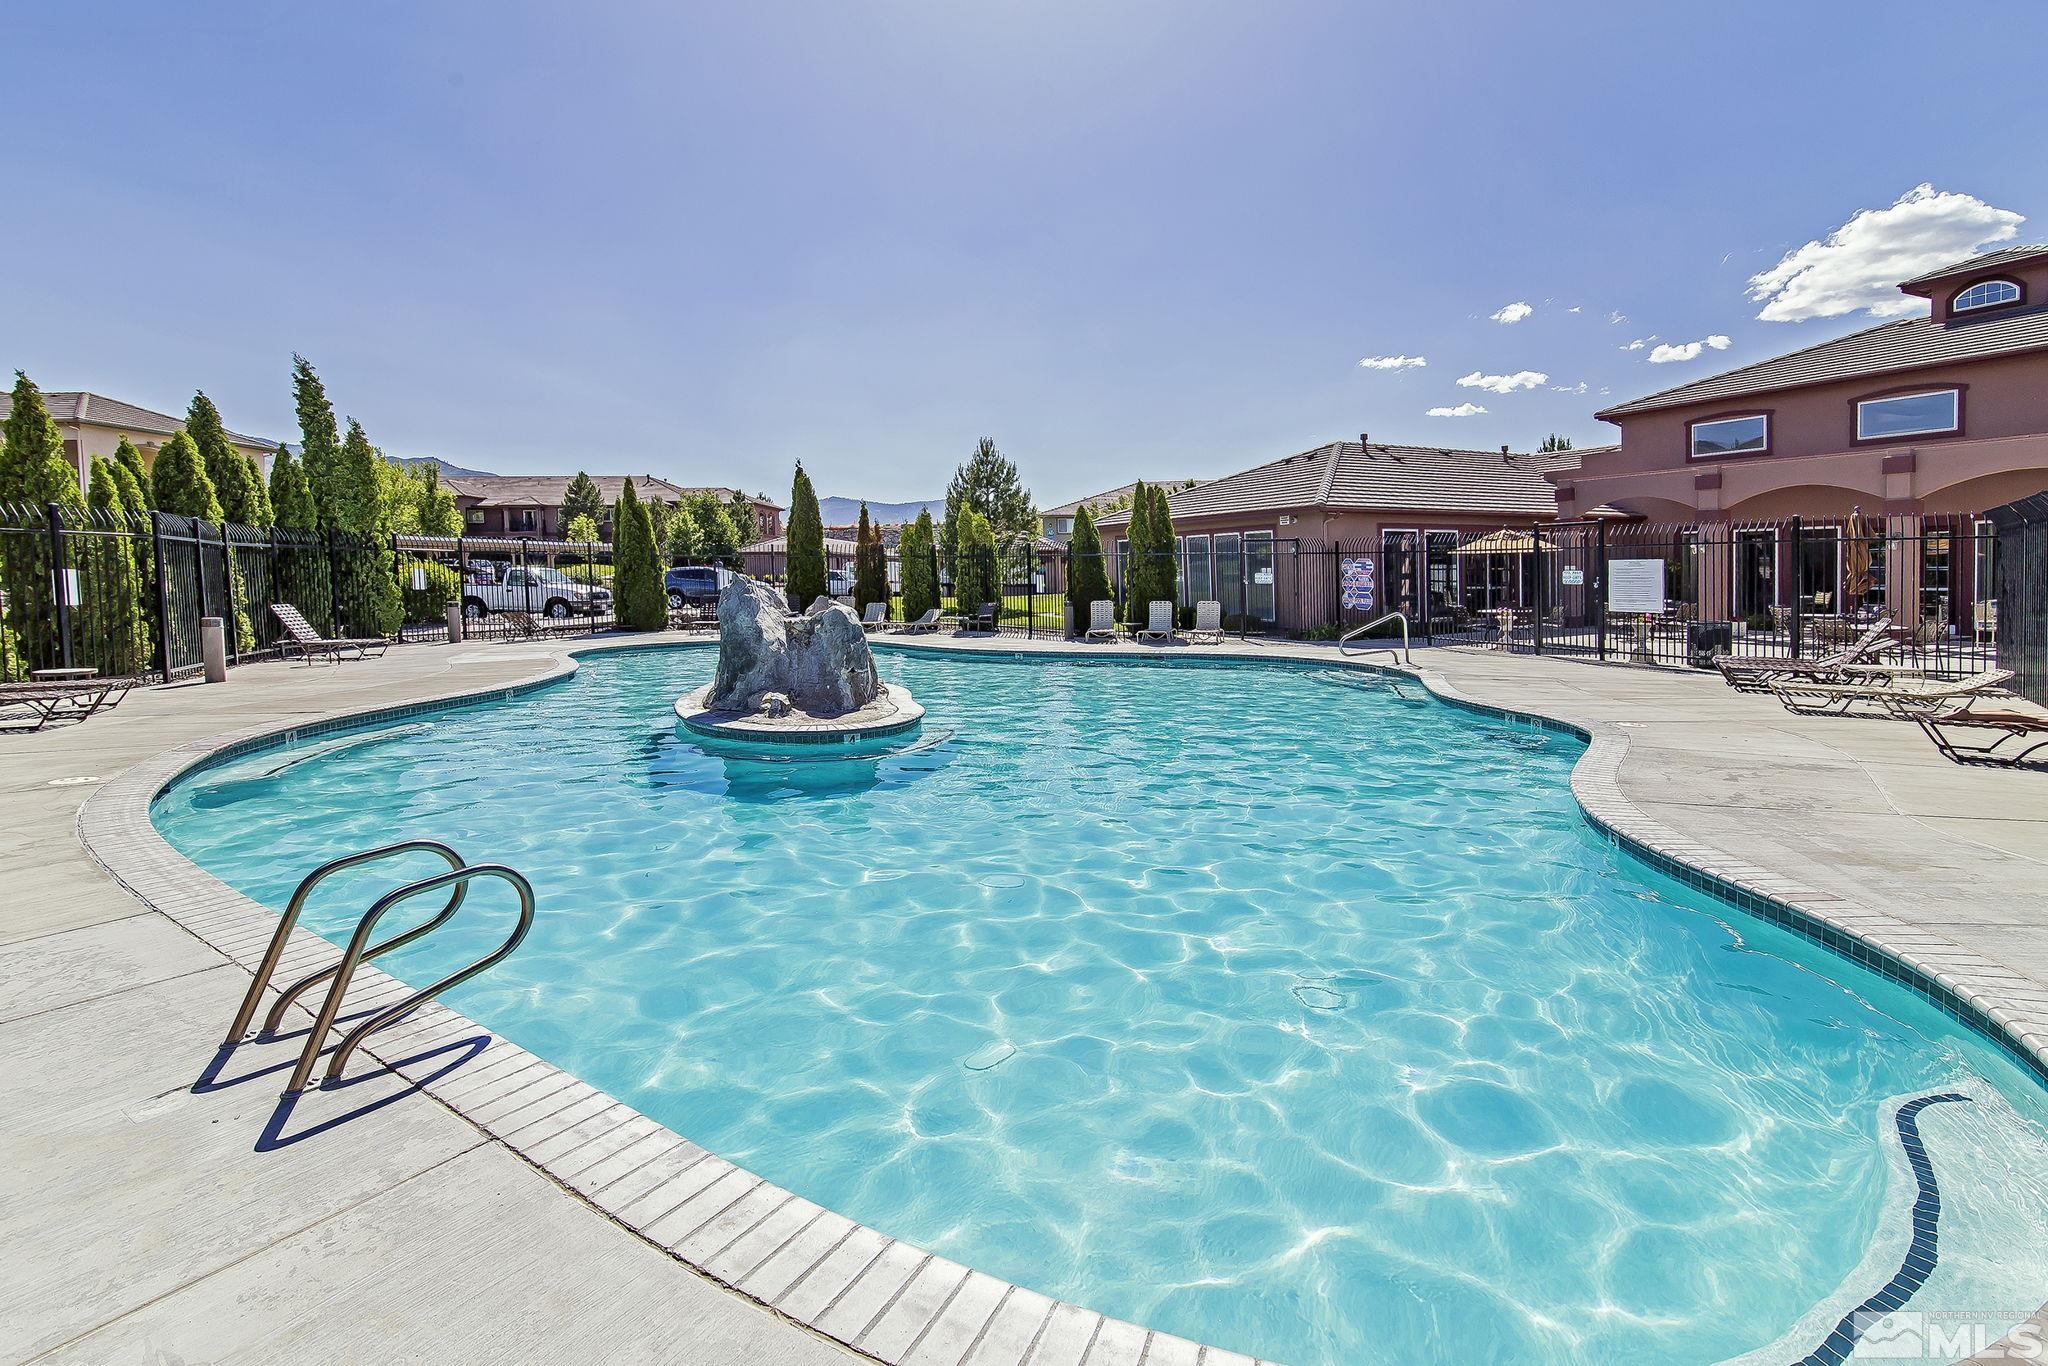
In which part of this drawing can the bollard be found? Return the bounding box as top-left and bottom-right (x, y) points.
(200, 617), (229, 684)
(445, 602), (465, 644)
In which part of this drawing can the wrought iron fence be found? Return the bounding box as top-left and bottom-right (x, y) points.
(393, 535), (618, 640)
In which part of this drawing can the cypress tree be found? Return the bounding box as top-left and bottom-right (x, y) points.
(150, 431), (223, 520)
(853, 503), (888, 617)
(416, 462), (461, 537)
(1122, 481), (1153, 625)
(109, 454), (149, 523)
(330, 419), (384, 532)
(292, 355), (343, 528)
(561, 471), (604, 529)
(1066, 504), (1111, 633)
(244, 454), (274, 524)
(612, 478), (666, 630)
(899, 509), (938, 620)
(186, 392), (248, 508)
(86, 458), (149, 676)
(114, 436), (153, 507)
(1, 371), (81, 507)
(953, 506), (999, 617)
(267, 448), (318, 530)
(785, 462), (826, 607)
(326, 419), (401, 634)
(1148, 483), (1178, 613)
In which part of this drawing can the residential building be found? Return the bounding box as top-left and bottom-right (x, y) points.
(738, 534), (858, 582)
(442, 474), (783, 541)
(0, 391), (279, 498)
(1095, 437), (1579, 628)
(1038, 480), (1202, 546)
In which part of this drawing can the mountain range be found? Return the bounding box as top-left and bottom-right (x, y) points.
(818, 495), (944, 525)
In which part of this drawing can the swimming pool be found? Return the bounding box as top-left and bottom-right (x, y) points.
(154, 645), (2048, 1364)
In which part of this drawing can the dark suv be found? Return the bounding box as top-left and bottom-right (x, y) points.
(664, 565), (732, 610)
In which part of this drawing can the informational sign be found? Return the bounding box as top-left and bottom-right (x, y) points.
(1561, 566), (1584, 587)
(1340, 556), (1376, 612)
(54, 568), (80, 607)
(410, 565), (429, 591)
(1607, 558), (1666, 614)
(1253, 567), (1274, 585)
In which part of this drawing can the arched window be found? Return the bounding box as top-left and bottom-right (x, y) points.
(1951, 278), (2021, 313)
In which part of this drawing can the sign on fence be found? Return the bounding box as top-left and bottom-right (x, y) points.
(1561, 566), (1584, 586)
(1607, 558), (1666, 614)
(1340, 556), (1375, 611)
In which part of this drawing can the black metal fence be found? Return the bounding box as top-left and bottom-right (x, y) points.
(1991, 493), (2048, 704)
(393, 535), (619, 641)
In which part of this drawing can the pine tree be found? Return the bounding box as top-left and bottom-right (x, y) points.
(899, 509), (939, 620)
(267, 447), (318, 530)
(114, 436), (153, 507)
(941, 437), (1035, 572)
(561, 471), (604, 529)
(1539, 433), (1574, 453)
(292, 355), (344, 528)
(785, 462), (826, 606)
(150, 431), (223, 520)
(1066, 504), (1111, 633)
(853, 503), (888, 617)
(612, 478), (666, 630)
(86, 458), (149, 675)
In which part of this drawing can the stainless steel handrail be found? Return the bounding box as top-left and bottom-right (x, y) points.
(224, 840), (468, 1045)
(1338, 612), (1413, 666)
(287, 864), (536, 1093)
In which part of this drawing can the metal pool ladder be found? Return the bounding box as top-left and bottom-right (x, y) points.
(1339, 612), (1413, 666)
(222, 840), (536, 1094)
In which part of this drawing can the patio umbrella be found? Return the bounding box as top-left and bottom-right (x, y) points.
(1452, 529), (1555, 555)
(1843, 507), (1873, 606)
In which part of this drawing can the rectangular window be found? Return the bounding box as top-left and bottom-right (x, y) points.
(1855, 389), (1959, 440)
(1213, 532), (1242, 621)
(1185, 534), (1212, 607)
(1690, 414), (1768, 458)
(1245, 531), (1275, 622)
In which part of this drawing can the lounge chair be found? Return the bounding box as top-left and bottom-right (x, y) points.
(859, 602), (887, 631)
(1769, 667), (2015, 719)
(1136, 600), (1177, 643)
(1189, 599), (1224, 644)
(894, 608), (941, 634)
(271, 603), (390, 663)
(1715, 618), (1892, 692)
(1915, 700), (2048, 767)
(0, 676), (140, 731)
(1084, 600), (1118, 641)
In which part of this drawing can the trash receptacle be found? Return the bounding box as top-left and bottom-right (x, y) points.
(1687, 621), (1733, 669)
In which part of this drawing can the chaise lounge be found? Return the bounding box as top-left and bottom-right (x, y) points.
(0, 675), (139, 731)
(1915, 699), (2048, 767)
(893, 608), (941, 634)
(1136, 600), (1178, 644)
(272, 603), (391, 663)
(1189, 599), (1224, 644)
(1769, 667), (2015, 719)
(1715, 618), (1893, 692)
(1084, 600), (1118, 641)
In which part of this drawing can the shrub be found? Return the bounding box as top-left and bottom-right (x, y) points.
(402, 560), (462, 623)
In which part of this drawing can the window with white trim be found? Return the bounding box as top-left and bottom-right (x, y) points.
(1690, 414), (1767, 458)
(1952, 279), (2020, 313)
(1855, 389), (1959, 440)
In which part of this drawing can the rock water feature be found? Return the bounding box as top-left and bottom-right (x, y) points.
(675, 576), (923, 742)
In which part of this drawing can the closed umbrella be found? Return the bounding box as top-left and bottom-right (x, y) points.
(1843, 507), (1873, 609)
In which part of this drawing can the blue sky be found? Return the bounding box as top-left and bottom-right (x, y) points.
(5, 2), (2044, 504)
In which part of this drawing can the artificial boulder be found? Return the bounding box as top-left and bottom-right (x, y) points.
(705, 575), (880, 716)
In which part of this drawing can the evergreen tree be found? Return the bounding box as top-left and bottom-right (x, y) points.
(186, 391), (255, 516)
(785, 462), (827, 606)
(86, 458), (149, 676)
(1134, 483), (1178, 618)
(1122, 481), (1154, 625)
(726, 492), (759, 545)
(899, 509), (939, 620)
(612, 478), (667, 630)
(561, 471), (604, 529)
(150, 431), (223, 520)
(853, 503), (889, 617)
(1, 371), (82, 507)
(952, 505), (1000, 616)
(687, 491), (740, 565)
(665, 501), (701, 563)
(114, 436), (153, 507)
(327, 419), (401, 634)
(328, 419), (385, 531)
(1065, 504), (1111, 633)
(564, 512), (600, 545)
(941, 437), (1035, 572)
(646, 497), (670, 557)
(267, 447), (318, 530)
(1538, 433), (1574, 453)
(109, 454), (149, 523)
(417, 462), (461, 537)
(292, 354), (344, 528)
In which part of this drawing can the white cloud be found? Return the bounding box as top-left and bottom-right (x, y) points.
(1747, 183), (2025, 322)
(1550, 381), (1588, 395)
(1490, 301), (1534, 324)
(1622, 336), (1658, 351)
(1607, 310), (1628, 325)
(1457, 369), (1548, 394)
(1358, 354), (1427, 370)
(1426, 402), (1487, 418)
(1567, 306), (1582, 314)
(1648, 335), (1732, 364)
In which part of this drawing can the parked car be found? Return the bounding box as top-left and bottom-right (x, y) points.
(665, 564), (734, 610)
(826, 568), (853, 597)
(460, 565), (612, 620)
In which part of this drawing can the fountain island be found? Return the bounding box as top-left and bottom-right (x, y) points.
(675, 576), (923, 743)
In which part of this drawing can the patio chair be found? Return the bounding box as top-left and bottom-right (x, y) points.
(271, 603), (391, 663)
(1769, 667), (2015, 719)
(894, 608), (941, 634)
(1190, 599), (1224, 644)
(1084, 600), (1119, 641)
(1136, 600), (1177, 643)
(1715, 617), (1892, 693)
(1915, 700), (2048, 767)
(0, 676), (140, 731)
(956, 602), (998, 633)
(858, 602), (887, 631)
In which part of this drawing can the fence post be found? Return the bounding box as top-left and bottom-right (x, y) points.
(1595, 520), (1608, 662)
(45, 502), (75, 671)
(221, 524), (243, 665)
(1530, 524), (1545, 656)
(1787, 516), (1804, 660)
(1026, 550), (1035, 640)
(149, 512), (175, 681)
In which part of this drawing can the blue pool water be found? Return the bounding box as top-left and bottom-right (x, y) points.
(154, 646), (2048, 1364)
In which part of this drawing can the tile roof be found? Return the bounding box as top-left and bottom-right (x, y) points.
(0, 390), (278, 450)
(741, 535), (860, 556)
(1897, 244), (2048, 290)
(1097, 441), (1578, 526)
(1041, 479), (1202, 519)
(1595, 306), (2048, 419)
(442, 474), (781, 509)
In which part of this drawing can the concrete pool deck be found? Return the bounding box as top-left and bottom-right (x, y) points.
(4, 631), (2047, 1364)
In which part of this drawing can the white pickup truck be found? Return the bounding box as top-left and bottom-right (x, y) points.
(460, 565), (613, 620)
